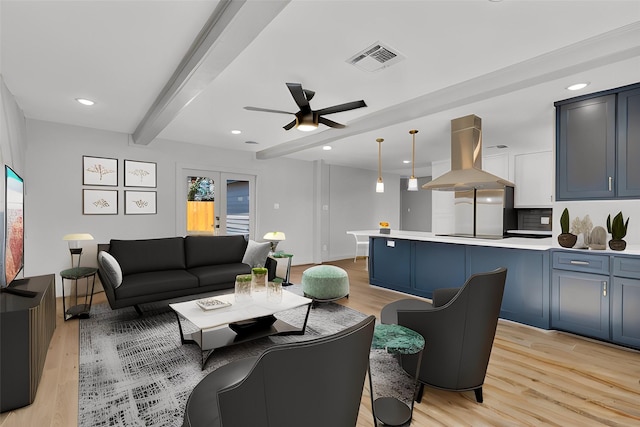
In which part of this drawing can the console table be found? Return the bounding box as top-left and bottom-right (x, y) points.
(0, 274), (56, 412)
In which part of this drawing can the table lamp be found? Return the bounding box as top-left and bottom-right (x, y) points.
(263, 231), (286, 252)
(62, 233), (94, 269)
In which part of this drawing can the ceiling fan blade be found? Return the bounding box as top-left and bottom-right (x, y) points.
(286, 83), (310, 111)
(303, 89), (315, 102)
(318, 116), (345, 129)
(315, 100), (367, 116)
(283, 119), (297, 130)
(244, 106), (294, 115)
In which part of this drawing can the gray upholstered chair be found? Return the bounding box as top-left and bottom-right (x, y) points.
(182, 315), (376, 427)
(380, 267), (507, 403)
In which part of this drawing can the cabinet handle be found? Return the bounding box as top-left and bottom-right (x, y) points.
(569, 260), (589, 265)
(608, 176), (613, 191)
(603, 281), (607, 297)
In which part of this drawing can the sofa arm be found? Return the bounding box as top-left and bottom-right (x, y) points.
(432, 287), (460, 307)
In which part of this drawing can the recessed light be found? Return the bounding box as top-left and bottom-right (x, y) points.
(231, 130), (242, 135)
(403, 160), (411, 164)
(322, 146), (332, 151)
(567, 82), (590, 91)
(76, 98), (95, 106)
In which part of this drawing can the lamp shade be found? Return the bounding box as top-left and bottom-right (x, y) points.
(263, 232), (286, 241)
(63, 233), (94, 241)
(407, 178), (418, 191)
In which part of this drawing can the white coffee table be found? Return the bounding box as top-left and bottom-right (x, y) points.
(170, 290), (313, 369)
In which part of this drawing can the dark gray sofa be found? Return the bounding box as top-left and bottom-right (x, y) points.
(97, 235), (267, 314)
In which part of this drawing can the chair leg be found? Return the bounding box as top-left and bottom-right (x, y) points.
(474, 387), (483, 403)
(415, 383), (424, 403)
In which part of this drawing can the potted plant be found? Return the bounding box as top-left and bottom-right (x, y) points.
(557, 208), (577, 248)
(607, 212), (629, 251)
(251, 267), (268, 292)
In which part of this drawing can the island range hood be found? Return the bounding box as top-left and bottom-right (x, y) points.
(422, 114), (514, 191)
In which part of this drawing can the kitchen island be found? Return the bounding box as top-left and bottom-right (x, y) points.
(354, 230), (553, 329)
(352, 230), (640, 349)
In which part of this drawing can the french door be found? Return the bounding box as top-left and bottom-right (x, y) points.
(176, 167), (255, 238)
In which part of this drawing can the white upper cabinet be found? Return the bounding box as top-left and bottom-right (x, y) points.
(514, 151), (553, 207)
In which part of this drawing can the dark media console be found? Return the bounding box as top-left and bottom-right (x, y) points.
(0, 274), (56, 412)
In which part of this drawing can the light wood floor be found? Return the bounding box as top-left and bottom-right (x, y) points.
(2, 258), (639, 426)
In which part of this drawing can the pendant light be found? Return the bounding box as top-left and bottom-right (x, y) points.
(407, 129), (419, 191)
(376, 138), (384, 193)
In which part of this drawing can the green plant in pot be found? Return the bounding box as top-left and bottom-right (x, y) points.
(607, 212), (629, 251)
(557, 208), (577, 248)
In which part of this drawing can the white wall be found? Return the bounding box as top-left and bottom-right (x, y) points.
(22, 118), (400, 295)
(328, 164), (401, 261)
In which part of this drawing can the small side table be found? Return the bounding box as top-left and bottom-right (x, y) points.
(60, 266), (97, 320)
(370, 323), (425, 426)
(271, 252), (293, 286)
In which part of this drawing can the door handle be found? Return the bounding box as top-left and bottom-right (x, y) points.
(608, 176), (613, 192)
(603, 281), (607, 297)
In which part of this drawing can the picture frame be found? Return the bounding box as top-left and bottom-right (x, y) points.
(83, 156), (118, 186)
(83, 189), (118, 215)
(125, 191), (157, 215)
(124, 160), (157, 188)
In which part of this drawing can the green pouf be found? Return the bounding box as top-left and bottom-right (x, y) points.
(301, 265), (350, 301)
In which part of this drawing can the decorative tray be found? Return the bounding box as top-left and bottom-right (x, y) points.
(196, 297), (232, 311)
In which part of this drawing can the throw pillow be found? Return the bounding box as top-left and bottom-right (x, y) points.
(242, 240), (272, 268)
(98, 251), (123, 288)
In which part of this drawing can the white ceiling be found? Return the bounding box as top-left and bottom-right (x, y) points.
(2, 0), (640, 178)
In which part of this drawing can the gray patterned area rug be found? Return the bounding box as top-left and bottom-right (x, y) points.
(78, 287), (401, 427)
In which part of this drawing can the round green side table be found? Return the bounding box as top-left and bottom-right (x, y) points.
(369, 323), (425, 426)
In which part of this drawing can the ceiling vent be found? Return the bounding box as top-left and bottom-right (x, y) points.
(347, 42), (405, 72)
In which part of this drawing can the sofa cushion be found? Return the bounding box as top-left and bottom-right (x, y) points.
(242, 240), (272, 268)
(185, 235), (248, 268)
(97, 251), (123, 288)
(114, 270), (198, 300)
(189, 263), (252, 287)
(109, 237), (186, 275)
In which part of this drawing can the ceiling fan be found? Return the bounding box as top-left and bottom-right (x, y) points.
(244, 83), (367, 131)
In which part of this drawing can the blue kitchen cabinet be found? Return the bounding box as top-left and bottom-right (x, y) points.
(617, 87), (640, 198)
(612, 256), (640, 348)
(468, 246), (550, 329)
(413, 241), (466, 298)
(551, 252), (610, 341)
(369, 236), (412, 293)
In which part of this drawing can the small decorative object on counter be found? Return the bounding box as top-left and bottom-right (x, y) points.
(570, 214), (593, 249)
(558, 208), (577, 248)
(379, 221), (390, 234)
(267, 278), (283, 303)
(607, 212), (629, 251)
(588, 226), (607, 250)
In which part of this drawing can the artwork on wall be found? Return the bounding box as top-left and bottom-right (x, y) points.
(83, 189), (118, 215)
(124, 160), (157, 188)
(83, 156), (118, 186)
(125, 191), (157, 215)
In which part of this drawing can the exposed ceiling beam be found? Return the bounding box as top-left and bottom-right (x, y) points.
(132, 0), (289, 145)
(256, 21), (640, 160)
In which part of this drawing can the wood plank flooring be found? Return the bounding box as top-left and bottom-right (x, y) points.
(1, 258), (639, 426)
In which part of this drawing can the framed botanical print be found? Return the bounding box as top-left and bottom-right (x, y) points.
(125, 191), (156, 214)
(83, 189), (118, 215)
(124, 160), (157, 188)
(83, 156), (118, 186)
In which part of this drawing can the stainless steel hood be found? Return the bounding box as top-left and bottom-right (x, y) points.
(422, 114), (515, 191)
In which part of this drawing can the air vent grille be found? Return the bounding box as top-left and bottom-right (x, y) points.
(347, 42), (405, 72)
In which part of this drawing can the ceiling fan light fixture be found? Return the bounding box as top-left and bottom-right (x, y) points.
(376, 138), (384, 193)
(407, 129), (419, 191)
(296, 114), (318, 132)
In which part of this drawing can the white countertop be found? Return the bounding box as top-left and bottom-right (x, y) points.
(347, 230), (640, 255)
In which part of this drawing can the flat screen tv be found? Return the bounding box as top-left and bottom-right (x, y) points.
(3, 165), (24, 287)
